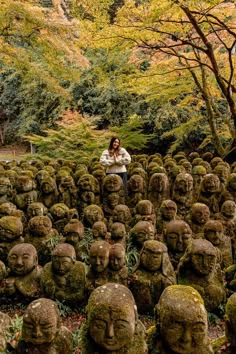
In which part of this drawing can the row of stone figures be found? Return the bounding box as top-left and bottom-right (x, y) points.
(0, 153), (235, 219)
(0, 284), (236, 353)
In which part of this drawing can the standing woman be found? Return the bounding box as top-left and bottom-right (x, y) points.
(100, 137), (131, 188)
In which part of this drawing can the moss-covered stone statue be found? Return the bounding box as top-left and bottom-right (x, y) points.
(155, 199), (179, 237)
(0, 243), (41, 300)
(212, 293), (236, 353)
(58, 175), (78, 209)
(110, 222), (127, 248)
(41, 243), (86, 306)
(185, 202), (210, 239)
(16, 298), (73, 353)
(0, 176), (13, 205)
(172, 172), (193, 220)
(102, 174), (125, 217)
(198, 173), (221, 215)
(79, 283), (147, 353)
(25, 215), (59, 266)
(14, 175), (38, 211)
(49, 202), (78, 234)
(177, 239), (226, 312)
(127, 174), (146, 212)
(92, 221), (109, 241)
(214, 200), (236, 242)
(109, 204), (132, 232)
(148, 173), (170, 212)
(77, 173), (100, 216)
(38, 175), (59, 208)
(26, 201), (48, 221)
(130, 240), (176, 315)
(129, 220), (155, 251)
(0, 215), (24, 263)
(164, 219), (192, 270)
(204, 220), (233, 269)
(0, 311), (11, 352)
(86, 240), (110, 293)
(147, 285), (213, 353)
(83, 204), (105, 228)
(108, 244), (128, 286)
(132, 200), (156, 228)
(63, 218), (86, 261)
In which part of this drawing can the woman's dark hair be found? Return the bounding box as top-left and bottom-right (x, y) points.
(108, 137), (121, 151)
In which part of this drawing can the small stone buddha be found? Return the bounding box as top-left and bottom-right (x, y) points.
(132, 199), (156, 228)
(0, 216), (24, 263)
(130, 240), (176, 315)
(63, 218), (86, 261)
(16, 298), (73, 353)
(92, 221), (109, 241)
(177, 239), (226, 312)
(110, 222), (126, 248)
(147, 285), (213, 353)
(108, 244), (128, 286)
(86, 240), (110, 293)
(41, 243), (86, 305)
(186, 202), (210, 238)
(1, 243), (41, 300)
(130, 221), (155, 251)
(79, 283), (147, 354)
(164, 219), (192, 270)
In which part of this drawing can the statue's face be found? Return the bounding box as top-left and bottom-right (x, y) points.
(85, 207), (103, 225)
(161, 204), (176, 220)
(166, 223), (192, 252)
(137, 202), (152, 215)
(204, 175), (219, 192)
(52, 256), (73, 275)
(191, 252), (216, 275)
(8, 246), (36, 275)
(65, 232), (79, 245)
(133, 223), (155, 247)
(17, 177), (33, 192)
(90, 247), (109, 272)
(151, 175), (165, 192)
(205, 225), (223, 245)
(0, 219), (20, 241)
(229, 176), (236, 191)
(104, 176), (122, 192)
(93, 224), (106, 239)
(41, 181), (55, 193)
(140, 246), (162, 272)
(109, 251), (125, 271)
(129, 175), (143, 192)
(176, 176), (193, 193)
(192, 207), (210, 224)
(111, 226), (125, 240)
(27, 204), (45, 219)
(108, 193), (119, 208)
(113, 208), (127, 223)
(22, 309), (58, 345)
(89, 306), (135, 351)
(161, 309), (207, 353)
(222, 201), (236, 218)
(52, 206), (67, 219)
(0, 179), (10, 195)
(79, 175), (94, 191)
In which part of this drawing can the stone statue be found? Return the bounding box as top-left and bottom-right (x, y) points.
(50, 203), (78, 234)
(155, 199), (179, 237)
(132, 200), (156, 228)
(16, 298), (73, 353)
(108, 244), (128, 286)
(0, 243), (41, 300)
(186, 202), (210, 238)
(0, 202), (23, 219)
(198, 173), (221, 215)
(38, 175), (59, 208)
(0, 176), (13, 205)
(83, 204), (105, 228)
(79, 283), (147, 353)
(14, 175), (38, 211)
(220, 173), (236, 206)
(130, 221), (155, 251)
(25, 215), (59, 266)
(77, 174), (100, 216)
(110, 222), (126, 248)
(147, 285), (213, 353)
(63, 219), (86, 261)
(102, 175), (125, 217)
(58, 175), (77, 208)
(109, 204), (132, 232)
(177, 239), (226, 312)
(92, 221), (109, 241)
(127, 174), (146, 212)
(204, 220), (233, 269)
(192, 165), (207, 201)
(0, 312), (11, 352)
(130, 240), (176, 315)
(26, 202), (48, 221)
(172, 172), (193, 220)
(86, 240), (110, 293)
(41, 243), (86, 305)
(164, 219), (192, 270)
(148, 173), (170, 212)
(0, 216), (24, 263)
